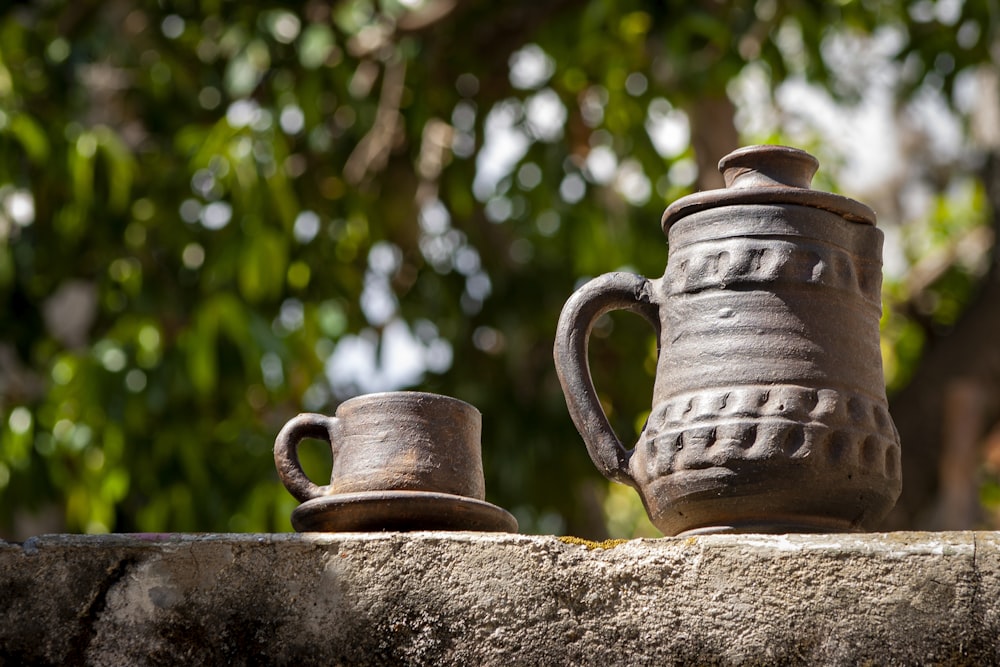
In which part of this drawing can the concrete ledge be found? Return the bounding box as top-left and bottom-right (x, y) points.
(2, 532), (999, 665)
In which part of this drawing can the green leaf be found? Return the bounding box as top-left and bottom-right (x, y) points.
(95, 126), (136, 213)
(238, 227), (289, 302)
(70, 132), (96, 212)
(8, 113), (50, 163)
(298, 23), (336, 69)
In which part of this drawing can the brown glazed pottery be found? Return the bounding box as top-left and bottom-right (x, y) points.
(554, 145), (901, 536)
(274, 391), (517, 532)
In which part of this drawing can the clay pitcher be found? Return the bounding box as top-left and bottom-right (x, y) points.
(554, 145), (901, 536)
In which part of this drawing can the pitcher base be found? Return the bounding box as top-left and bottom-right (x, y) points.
(675, 517), (859, 537)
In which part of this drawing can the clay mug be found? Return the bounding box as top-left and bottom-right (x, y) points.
(554, 145), (901, 536)
(274, 391), (486, 502)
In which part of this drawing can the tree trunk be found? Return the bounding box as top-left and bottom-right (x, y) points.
(884, 152), (1000, 529)
(685, 94), (740, 191)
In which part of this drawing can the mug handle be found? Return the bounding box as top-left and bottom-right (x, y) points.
(553, 272), (661, 486)
(273, 413), (339, 502)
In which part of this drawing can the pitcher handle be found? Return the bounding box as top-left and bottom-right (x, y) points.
(274, 413), (339, 502)
(553, 272), (661, 486)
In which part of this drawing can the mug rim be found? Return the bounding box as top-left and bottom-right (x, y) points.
(337, 390), (480, 416)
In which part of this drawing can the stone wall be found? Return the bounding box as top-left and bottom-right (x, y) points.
(1, 532), (998, 665)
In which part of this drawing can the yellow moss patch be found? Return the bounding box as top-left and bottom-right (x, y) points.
(557, 536), (630, 550)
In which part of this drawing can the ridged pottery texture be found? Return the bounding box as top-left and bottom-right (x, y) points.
(554, 145), (901, 536)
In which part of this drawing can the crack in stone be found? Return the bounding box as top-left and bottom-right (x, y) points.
(971, 533), (981, 626)
(66, 556), (136, 664)
(962, 532), (994, 663)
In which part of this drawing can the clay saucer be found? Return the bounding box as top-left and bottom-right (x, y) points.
(290, 490), (519, 533)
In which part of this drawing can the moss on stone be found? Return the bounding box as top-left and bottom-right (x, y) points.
(557, 536), (629, 550)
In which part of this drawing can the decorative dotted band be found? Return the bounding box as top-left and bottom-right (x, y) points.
(634, 384), (901, 483)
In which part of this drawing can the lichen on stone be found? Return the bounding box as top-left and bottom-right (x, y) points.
(557, 536), (629, 550)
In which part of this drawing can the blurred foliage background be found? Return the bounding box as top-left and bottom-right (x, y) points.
(3, 0), (1000, 539)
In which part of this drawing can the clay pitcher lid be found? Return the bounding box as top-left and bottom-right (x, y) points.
(661, 145), (876, 234)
